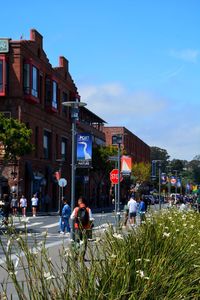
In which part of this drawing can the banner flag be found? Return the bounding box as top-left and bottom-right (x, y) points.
(77, 133), (92, 168)
(121, 155), (132, 174)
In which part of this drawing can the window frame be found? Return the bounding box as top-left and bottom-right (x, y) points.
(23, 60), (40, 103)
(0, 55), (7, 96)
(43, 130), (52, 160)
(61, 137), (68, 161)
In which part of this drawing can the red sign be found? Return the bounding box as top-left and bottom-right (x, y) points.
(110, 169), (123, 184)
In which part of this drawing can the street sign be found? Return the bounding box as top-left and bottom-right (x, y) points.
(110, 169), (123, 184)
(58, 178), (67, 187)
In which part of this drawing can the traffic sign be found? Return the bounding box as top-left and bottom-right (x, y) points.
(110, 169), (123, 184)
(58, 178), (67, 187)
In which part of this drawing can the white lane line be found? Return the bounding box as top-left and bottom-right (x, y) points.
(0, 239), (69, 265)
(16, 222), (43, 229)
(41, 222), (58, 229)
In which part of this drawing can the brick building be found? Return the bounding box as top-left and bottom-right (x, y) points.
(0, 29), (105, 210)
(103, 126), (150, 163)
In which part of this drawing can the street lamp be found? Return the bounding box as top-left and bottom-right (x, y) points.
(112, 134), (123, 227)
(152, 160), (162, 210)
(62, 99), (87, 240)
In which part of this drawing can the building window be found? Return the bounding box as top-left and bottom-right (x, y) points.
(23, 63), (30, 94)
(52, 81), (58, 109)
(61, 138), (68, 161)
(23, 61), (39, 102)
(0, 56), (7, 96)
(0, 60), (3, 93)
(45, 77), (51, 104)
(31, 66), (38, 97)
(39, 72), (43, 102)
(43, 131), (51, 160)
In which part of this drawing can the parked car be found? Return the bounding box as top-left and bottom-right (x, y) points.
(143, 195), (155, 205)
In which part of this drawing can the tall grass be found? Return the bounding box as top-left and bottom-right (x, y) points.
(1, 209), (200, 299)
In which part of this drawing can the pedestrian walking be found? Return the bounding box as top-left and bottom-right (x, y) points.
(31, 194), (39, 217)
(2, 194), (10, 225)
(19, 195), (27, 217)
(10, 193), (19, 216)
(138, 197), (146, 224)
(127, 195), (138, 226)
(123, 201), (129, 226)
(60, 198), (71, 235)
(70, 196), (93, 259)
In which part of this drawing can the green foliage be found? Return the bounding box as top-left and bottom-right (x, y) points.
(92, 145), (117, 172)
(132, 162), (151, 183)
(150, 146), (170, 170)
(2, 209), (200, 299)
(0, 114), (33, 162)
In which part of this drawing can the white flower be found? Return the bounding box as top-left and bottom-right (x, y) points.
(176, 229), (180, 232)
(144, 259), (150, 262)
(136, 270), (145, 278)
(31, 249), (38, 255)
(144, 276), (150, 280)
(44, 272), (55, 280)
(193, 265), (200, 268)
(95, 237), (101, 243)
(113, 233), (124, 240)
(135, 258), (142, 262)
(163, 232), (170, 238)
(190, 225), (194, 229)
(110, 254), (117, 259)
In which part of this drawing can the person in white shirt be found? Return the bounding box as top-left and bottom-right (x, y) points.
(20, 195), (27, 217)
(127, 196), (138, 225)
(31, 194), (39, 217)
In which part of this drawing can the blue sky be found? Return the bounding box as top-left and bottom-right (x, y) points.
(1, 0), (200, 161)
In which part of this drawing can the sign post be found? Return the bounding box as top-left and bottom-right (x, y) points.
(58, 178), (67, 213)
(110, 169), (123, 184)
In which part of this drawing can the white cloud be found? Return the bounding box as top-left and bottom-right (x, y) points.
(79, 82), (200, 161)
(79, 83), (167, 124)
(169, 49), (200, 63)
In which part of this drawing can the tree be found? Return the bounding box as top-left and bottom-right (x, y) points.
(170, 159), (184, 174)
(88, 145), (118, 206)
(150, 146), (170, 171)
(132, 162), (151, 183)
(0, 114), (34, 163)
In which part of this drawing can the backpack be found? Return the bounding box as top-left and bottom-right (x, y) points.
(77, 207), (89, 227)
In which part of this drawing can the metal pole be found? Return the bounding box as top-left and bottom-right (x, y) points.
(158, 162), (161, 210)
(117, 142), (121, 226)
(71, 119), (76, 240)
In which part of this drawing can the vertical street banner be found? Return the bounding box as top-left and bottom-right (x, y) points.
(76, 133), (92, 168)
(121, 155), (132, 175)
(161, 173), (167, 185)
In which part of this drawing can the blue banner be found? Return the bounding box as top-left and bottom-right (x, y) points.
(77, 133), (92, 168)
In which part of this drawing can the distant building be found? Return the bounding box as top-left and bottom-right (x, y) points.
(0, 29), (105, 209)
(103, 126), (150, 163)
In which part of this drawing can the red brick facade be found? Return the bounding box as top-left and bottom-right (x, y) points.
(0, 29), (105, 210)
(103, 126), (150, 163)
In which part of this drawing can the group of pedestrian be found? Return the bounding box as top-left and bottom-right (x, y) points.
(1, 193), (40, 220)
(124, 194), (147, 227)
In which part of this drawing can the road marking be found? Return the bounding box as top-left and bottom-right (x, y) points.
(41, 222), (58, 229)
(16, 222), (43, 229)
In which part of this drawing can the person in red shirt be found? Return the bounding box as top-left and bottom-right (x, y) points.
(70, 196), (93, 259)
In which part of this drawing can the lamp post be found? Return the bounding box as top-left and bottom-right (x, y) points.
(112, 134), (123, 227)
(62, 99), (87, 240)
(173, 170), (178, 202)
(158, 161), (162, 210)
(152, 160), (162, 210)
